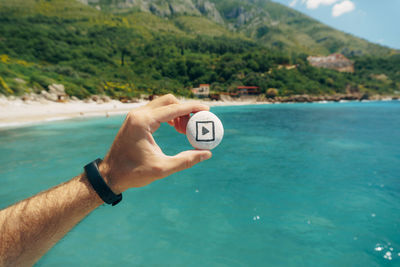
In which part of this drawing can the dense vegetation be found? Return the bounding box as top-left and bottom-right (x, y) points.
(85, 0), (395, 56)
(0, 0), (398, 99)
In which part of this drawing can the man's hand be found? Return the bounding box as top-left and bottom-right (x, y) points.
(0, 94), (212, 266)
(99, 94), (212, 194)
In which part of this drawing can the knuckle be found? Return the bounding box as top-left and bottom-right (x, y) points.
(165, 93), (176, 100)
(125, 112), (134, 125)
(127, 111), (147, 127)
(165, 93), (177, 102)
(127, 110), (136, 121)
(127, 112), (139, 126)
(151, 162), (165, 175)
(184, 158), (193, 169)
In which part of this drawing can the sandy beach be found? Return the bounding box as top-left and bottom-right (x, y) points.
(0, 96), (259, 129)
(2, 95), (396, 129)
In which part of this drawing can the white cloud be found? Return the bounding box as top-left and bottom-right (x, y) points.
(290, 0), (356, 18)
(289, 0), (298, 7)
(332, 0), (355, 17)
(303, 0), (339, 9)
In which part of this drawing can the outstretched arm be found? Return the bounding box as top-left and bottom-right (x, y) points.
(0, 174), (103, 266)
(0, 94), (212, 266)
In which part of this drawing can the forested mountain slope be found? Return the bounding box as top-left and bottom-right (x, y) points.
(79, 0), (395, 56)
(0, 0), (398, 99)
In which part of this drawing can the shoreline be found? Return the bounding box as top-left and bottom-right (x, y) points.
(0, 97), (398, 130)
(0, 97), (261, 129)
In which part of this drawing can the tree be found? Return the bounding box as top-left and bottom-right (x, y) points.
(266, 88), (278, 98)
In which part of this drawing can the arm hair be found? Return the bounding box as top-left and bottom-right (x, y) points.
(0, 174), (103, 266)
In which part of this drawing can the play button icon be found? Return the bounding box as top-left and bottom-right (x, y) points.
(196, 121), (215, 142)
(202, 126), (209, 135)
(186, 111), (224, 150)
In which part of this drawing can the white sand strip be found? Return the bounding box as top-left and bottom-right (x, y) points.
(0, 99), (145, 129)
(0, 98), (261, 129)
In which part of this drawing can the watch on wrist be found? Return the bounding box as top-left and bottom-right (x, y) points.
(84, 159), (122, 206)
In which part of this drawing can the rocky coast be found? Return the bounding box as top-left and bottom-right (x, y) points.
(0, 84), (398, 129)
(260, 93), (398, 103)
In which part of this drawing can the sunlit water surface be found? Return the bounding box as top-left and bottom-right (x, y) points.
(0, 101), (399, 266)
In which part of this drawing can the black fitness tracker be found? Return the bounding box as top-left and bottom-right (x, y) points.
(84, 158), (122, 206)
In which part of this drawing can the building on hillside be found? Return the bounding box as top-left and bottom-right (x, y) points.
(226, 86), (260, 97)
(307, 53), (354, 73)
(191, 84), (210, 98)
(236, 86), (260, 96)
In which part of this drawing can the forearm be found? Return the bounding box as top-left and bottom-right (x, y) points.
(0, 95), (211, 266)
(0, 173), (103, 266)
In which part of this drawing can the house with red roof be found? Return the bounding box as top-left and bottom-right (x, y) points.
(191, 84), (210, 98)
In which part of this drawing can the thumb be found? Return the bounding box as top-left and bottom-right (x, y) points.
(167, 150), (212, 174)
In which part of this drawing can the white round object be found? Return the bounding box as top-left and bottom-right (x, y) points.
(186, 111), (224, 150)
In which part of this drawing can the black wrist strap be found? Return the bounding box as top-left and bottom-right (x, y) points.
(84, 158), (122, 206)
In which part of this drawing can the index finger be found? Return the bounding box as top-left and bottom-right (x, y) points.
(153, 102), (209, 123)
(146, 94), (179, 109)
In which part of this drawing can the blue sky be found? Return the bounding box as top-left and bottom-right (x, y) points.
(272, 0), (400, 49)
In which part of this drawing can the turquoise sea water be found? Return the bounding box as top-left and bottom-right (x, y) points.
(1, 101), (400, 266)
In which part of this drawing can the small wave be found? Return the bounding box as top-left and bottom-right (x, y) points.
(0, 121), (37, 129)
(0, 116), (73, 129)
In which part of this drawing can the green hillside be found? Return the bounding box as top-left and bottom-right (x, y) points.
(81, 0), (396, 56)
(0, 0), (399, 99)
(210, 0), (393, 56)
